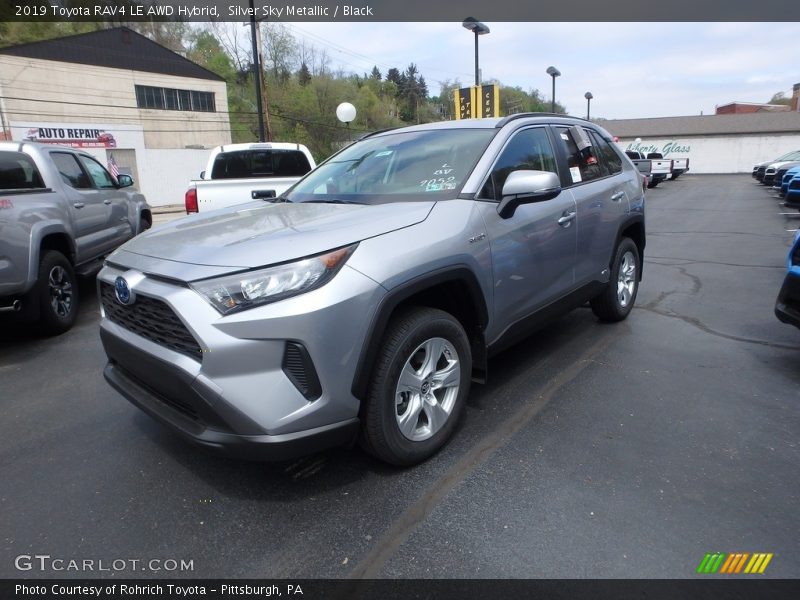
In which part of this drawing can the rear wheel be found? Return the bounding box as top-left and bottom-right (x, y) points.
(36, 250), (79, 336)
(590, 238), (640, 322)
(360, 307), (471, 466)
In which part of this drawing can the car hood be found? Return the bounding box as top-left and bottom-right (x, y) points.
(112, 200), (435, 272)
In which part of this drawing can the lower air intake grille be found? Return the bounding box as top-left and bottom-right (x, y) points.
(101, 282), (203, 361)
(282, 342), (322, 401)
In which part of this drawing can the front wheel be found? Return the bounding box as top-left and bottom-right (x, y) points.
(360, 307), (472, 466)
(590, 238), (640, 322)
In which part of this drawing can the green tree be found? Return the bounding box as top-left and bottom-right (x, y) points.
(768, 91), (791, 106)
(298, 62), (312, 86)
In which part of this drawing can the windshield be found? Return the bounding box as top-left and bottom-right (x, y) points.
(776, 150), (800, 162)
(285, 128), (495, 204)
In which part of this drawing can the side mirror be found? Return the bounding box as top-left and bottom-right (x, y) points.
(116, 174), (134, 188)
(497, 170), (561, 219)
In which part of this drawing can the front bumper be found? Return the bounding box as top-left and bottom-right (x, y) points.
(775, 271), (800, 329)
(98, 257), (382, 460)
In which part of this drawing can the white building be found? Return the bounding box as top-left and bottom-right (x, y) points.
(0, 27), (232, 206)
(600, 107), (800, 174)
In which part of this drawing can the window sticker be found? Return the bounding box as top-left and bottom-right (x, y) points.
(375, 151), (393, 157)
(560, 133), (569, 140)
(432, 163), (454, 176)
(420, 177), (457, 191)
(570, 167), (582, 183)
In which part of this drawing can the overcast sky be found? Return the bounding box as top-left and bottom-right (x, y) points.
(279, 21), (800, 120)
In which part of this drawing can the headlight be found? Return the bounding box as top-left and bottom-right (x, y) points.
(191, 244), (357, 315)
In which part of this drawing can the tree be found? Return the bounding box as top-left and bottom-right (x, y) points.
(386, 68), (402, 87)
(298, 62), (312, 86)
(768, 91), (791, 106)
(262, 23), (297, 79)
(370, 66), (382, 81)
(186, 30), (236, 81)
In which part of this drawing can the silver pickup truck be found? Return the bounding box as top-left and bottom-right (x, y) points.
(184, 142), (316, 213)
(0, 142), (150, 335)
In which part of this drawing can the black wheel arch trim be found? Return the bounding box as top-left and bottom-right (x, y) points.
(351, 265), (489, 401)
(615, 214), (646, 280)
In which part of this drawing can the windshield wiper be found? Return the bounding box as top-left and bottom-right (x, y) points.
(304, 199), (363, 205)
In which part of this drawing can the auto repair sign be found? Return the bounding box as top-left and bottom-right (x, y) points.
(22, 125), (117, 148)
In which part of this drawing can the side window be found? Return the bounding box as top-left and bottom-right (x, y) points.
(554, 126), (605, 185)
(479, 128), (558, 201)
(78, 155), (116, 189)
(589, 131), (623, 175)
(0, 152), (45, 190)
(51, 152), (92, 189)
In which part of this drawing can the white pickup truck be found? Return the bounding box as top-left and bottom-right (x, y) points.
(184, 142), (316, 213)
(625, 151), (673, 188)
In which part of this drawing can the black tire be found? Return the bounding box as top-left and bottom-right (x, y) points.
(647, 179), (659, 189)
(138, 211), (152, 234)
(35, 250), (79, 336)
(590, 238), (640, 322)
(360, 307), (472, 466)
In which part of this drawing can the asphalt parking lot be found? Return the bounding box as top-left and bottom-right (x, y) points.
(1, 174), (798, 580)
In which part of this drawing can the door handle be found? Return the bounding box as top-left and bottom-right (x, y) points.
(73, 202), (85, 209)
(557, 211), (576, 227)
(104, 199), (112, 205)
(611, 191), (626, 202)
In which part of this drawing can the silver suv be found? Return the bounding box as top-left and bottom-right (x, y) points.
(99, 115), (645, 465)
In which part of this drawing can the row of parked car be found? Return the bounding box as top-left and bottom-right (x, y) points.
(754, 150), (800, 330)
(752, 149), (800, 208)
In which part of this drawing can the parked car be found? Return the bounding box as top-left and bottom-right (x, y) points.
(98, 115), (645, 465)
(0, 142), (150, 334)
(184, 142), (316, 213)
(784, 171), (800, 209)
(670, 157), (690, 180)
(775, 231), (800, 329)
(773, 165), (800, 196)
(764, 157), (800, 186)
(773, 163), (800, 195)
(753, 150), (800, 182)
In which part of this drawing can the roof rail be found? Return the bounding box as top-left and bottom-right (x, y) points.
(495, 112), (587, 128)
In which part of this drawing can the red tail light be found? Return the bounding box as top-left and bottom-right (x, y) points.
(185, 187), (198, 214)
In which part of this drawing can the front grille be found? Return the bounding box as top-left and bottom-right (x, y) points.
(115, 361), (202, 423)
(101, 282), (203, 361)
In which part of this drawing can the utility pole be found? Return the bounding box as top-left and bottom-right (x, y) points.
(255, 21), (273, 141)
(248, 0), (266, 142)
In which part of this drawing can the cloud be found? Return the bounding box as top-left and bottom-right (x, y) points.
(278, 21), (800, 119)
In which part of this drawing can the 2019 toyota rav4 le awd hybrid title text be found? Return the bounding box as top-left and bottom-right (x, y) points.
(98, 115), (645, 466)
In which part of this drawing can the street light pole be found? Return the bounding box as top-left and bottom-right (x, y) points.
(546, 66), (560, 113)
(462, 18), (490, 87)
(585, 91), (593, 120)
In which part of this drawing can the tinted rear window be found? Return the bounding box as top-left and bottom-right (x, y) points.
(211, 149), (312, 179)
(0, 151), (46, 190)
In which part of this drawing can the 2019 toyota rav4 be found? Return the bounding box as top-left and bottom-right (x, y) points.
(98, 115), (645, 466)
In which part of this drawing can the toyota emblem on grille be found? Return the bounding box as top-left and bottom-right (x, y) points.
(114, 276), (134, 305)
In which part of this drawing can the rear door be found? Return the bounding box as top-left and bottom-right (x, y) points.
(552, 126), (629, 286)
(475, 126), (577, 333)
